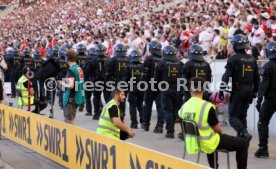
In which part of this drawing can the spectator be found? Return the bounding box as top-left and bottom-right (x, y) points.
(212, 29), (220, 50)
(59, 50), (85, 125)
(0, 52), (8, 104)
(249, 19), (266, 46)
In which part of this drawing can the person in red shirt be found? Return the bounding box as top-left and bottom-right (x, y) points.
(260, 12), (271, 37)
(20, 39), (30, 52)
(37, 43), (46, 58)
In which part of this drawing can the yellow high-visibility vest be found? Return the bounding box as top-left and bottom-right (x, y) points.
(16, 75), (34, 106)
(96, 99), (120, 139)
(178, 97), (220, 154)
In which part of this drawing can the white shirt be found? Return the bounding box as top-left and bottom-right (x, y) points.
(199, 30), (212, 52)
(272, 24), (276, 37)
(161, 40), (169, 50)
(249, 27), (266, 46)
(212, 36), (221, 48)
(87, 43), (95, 50)
(228, 26), (236, 42)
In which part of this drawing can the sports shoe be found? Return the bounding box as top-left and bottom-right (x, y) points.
(255, 147), (269, 158)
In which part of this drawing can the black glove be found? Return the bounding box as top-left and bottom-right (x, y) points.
(256, 103), (261, 112)
(218, 90), (224, 101)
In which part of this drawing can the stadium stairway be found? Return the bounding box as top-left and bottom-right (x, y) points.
(0, 5), (15, 20)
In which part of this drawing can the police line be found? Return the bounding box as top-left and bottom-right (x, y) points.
(0, 105), (209, 169)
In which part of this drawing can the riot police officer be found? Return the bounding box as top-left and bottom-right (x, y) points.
(142, 40), (163, 132)
(84, 47), (96, 116)
(31, 49), (47, 114)
(22, 47), (33, 69)
(52, 45), (59, 59)
(178, 44), (212, 139)
(10, 48), (23, 98)
(124, 50), (145, 129)
(76, 44), (88, 112)
(57, 46), (69, 109)
(107, 43), (129, 121)
(155, 45), (184, 138)
(183, 44), (212, 101)
(255, 42), (276, 158)
(219, 34), (259, 140)
(32, 50), (43, 73)
(88, 43), (110, 120)
(3, 51), (12, 82)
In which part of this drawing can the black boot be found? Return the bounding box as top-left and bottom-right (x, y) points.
(93, 113), (100, 120)
(142, 124), (149, 131)
(153, 126), (163, 133)
(255, 147), (269, 158)
(130, 123), (138, 129)
(85, 112), (92, 116)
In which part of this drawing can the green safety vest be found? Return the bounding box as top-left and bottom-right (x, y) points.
(16, 75), (34, 106)
(178, 97), (220, 154)
(96, 100), (120, 139)
(63, 64), (85, 107)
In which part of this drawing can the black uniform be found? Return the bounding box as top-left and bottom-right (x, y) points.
(107, 43), (129, 121)
(89, 44), (109, 120)
(124, 50), (145, 129)
(220, 35), (259, 138)
(143, 41), (163, 132)
(9, 49), (23, 97)
(255, 42), (276, 158)
(84, 47), (98, 116)
(3, 51), (11, 82)
(57, 49), (69, 108)
(77, 44), (88, 112)
(155, 45), (184, 138)
(183, 44), (212, 102)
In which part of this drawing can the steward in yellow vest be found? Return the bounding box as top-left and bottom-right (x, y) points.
(178, 77), (250, 169)
(97, 89), (135, 140)
(16, 67), (34, 106)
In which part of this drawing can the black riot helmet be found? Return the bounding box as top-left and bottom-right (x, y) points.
(23, 47), (31, 56)
(231, 34), (250, 50)
(265, 42), (276, 59)
(77, 43), (87, 55)
(129, 50), (142, 63)
(52, 45), (59, 56)
(3, 51), (10, 61)
(114, 43), (127, 57)
(95, 43), (106, 56)
(188, 44), (205, 62)
(149, 40), (162, 56)
(46, 48), (53, 59)
(58, 46), (68, 60)
(162, 45), (178, 61)
(33, 49), (41, 59)
(87, 47), (96, 58)
(11, 48), (19, 56)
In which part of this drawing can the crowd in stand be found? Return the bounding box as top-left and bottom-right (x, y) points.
(0, 0), (275, 61)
